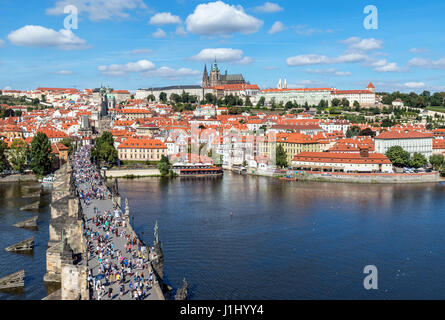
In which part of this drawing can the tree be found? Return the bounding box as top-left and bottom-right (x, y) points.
(245, 96), (253, 107)
(276, 144), (288, 168)
(9, 139), (28, 173)
(30, 132), (53, 176)
(410, 152), (428, 169)
(331, 98), (341, 107)
(91, 131), (117, 166)
(159, 92), (167, 103)
(0, 140), (9, 173)
(157, 155), (171, 177)
(385, 146), (410, 168)
(61, 138), (74, 155)
(147, 94), (156, 102)
(346, 126), (361, 138)
(429, 154), (444, 170)
(256, 96), (265, 108)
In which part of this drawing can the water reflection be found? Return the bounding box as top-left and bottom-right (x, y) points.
(119, 173), (445, 300)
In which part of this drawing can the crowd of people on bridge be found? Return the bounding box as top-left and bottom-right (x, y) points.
(71, 146), (158, 300)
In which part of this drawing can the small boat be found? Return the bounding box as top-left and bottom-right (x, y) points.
(42, 176), (54, 184)
(0, 270), (25, 290)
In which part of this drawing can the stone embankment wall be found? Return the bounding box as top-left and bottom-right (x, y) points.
(43, 164), (89, 300)
(105, 168), (160, 178)
(0, 174), (37, 183)
(298, 172), (442, 184)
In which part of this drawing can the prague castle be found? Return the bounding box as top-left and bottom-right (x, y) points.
(202, 60), (246, 88)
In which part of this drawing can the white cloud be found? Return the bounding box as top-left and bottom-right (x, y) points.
(98, 60), (200, 80)
(175, 26), (187, 36)
(374, 60), (402, 72)
(295, 25), (321, 36)
(341, 37), (382, 51)
(306, 68), (351, 76)
(254, 2), (283, 13)
(8, 25), (88, 50)
(190, 48), (253, 64)
(143, 67), (200, 80)
(288, 80), (325, 88)
(46, 0), (148, 21)
(98, 59), (156, 76)
(409, 48), (429, 53)
(404, 82), (426, 89)
(57, 70), (73, 75)
(186, 1), (263, 36)
(287, 54), (330, 66)
(287, 53), (367, 66)
(268, 21), (286, 34)
(130, 48), (152, 55)
(409, 57), (445, 69)
(149, 12), (182, 25)
(152, 28), (167, 38)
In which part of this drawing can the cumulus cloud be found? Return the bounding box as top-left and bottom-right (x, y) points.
(367, 59), (402, 72)
(306, 68), (351, 76)
(175, 26), (187, 36)
(190, 48), (253, 64)
(57, 70), (73, 75)
(149, 12), (182, 25)
(254, 2), (283, 13)
(404, 82), (426, 89)
(409, 48), (429, 53)
(46, 0), (148, 21)
(295, 25), (322, 36)
(130, 48), (152, 55)
(186, 1), (263, 36)
(287, 53), (367, 66)
(340, 37), (382, 51)
(268, 21), (286, 34)
(143, 67), (200, 80)
(409, 57), (445, 69)
(8, 25), (88, 50)
(152, 28), (167, 38)
(98, 60), (200, 80)
(98, 59), (156, 76)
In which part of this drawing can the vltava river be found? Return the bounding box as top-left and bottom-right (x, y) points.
(119, 173), (445, 300)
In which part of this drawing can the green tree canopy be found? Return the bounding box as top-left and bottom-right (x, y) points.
(0, 140), (9, 173)
(9, 139), (28, 172)
(385, 146), (411, 168)
(30, 132), (53, 176)
(91, 131), (117, 166)
(429, 154), (444, 170)
(157, 155), (171, 177)
(410, 152), (428, 169)
(276, 144), (288, 168)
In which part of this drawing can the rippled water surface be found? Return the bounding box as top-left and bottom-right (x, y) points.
(119, 173), (445, 300)
(0, 182), (52, 300)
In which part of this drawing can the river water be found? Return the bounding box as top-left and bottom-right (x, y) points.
(1, 174), (445, 300)
(0, 182), (53, 300)
(119, 173), (445, 300)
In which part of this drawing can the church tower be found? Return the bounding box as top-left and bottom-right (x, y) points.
(209, 59), (221, 87)
(202, 65), (210, 87)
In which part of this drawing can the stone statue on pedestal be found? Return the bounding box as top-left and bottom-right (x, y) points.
(154, 221), (159, 245)
(125, 198), (129, 216)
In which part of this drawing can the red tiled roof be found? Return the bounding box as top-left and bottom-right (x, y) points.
(118, 138), (167, 149)
(293, 152), (392, 164)
(376, 131), (433, 140)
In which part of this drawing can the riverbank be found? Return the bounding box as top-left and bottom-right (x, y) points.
(0, 174), (37, 183)
(105, 168), (161, 179)
(241, 168), (443, 184)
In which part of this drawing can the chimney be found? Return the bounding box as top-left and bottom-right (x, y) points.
(360, 147), (369, 158)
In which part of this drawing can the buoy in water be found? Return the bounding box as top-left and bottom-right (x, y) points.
(230, 212), (233, 217)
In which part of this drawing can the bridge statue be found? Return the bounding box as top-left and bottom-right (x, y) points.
(154, 221), (159, 244)
(125, 198), (129, 216)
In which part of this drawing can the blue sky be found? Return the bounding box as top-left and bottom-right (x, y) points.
(0, 0), (444, 93)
